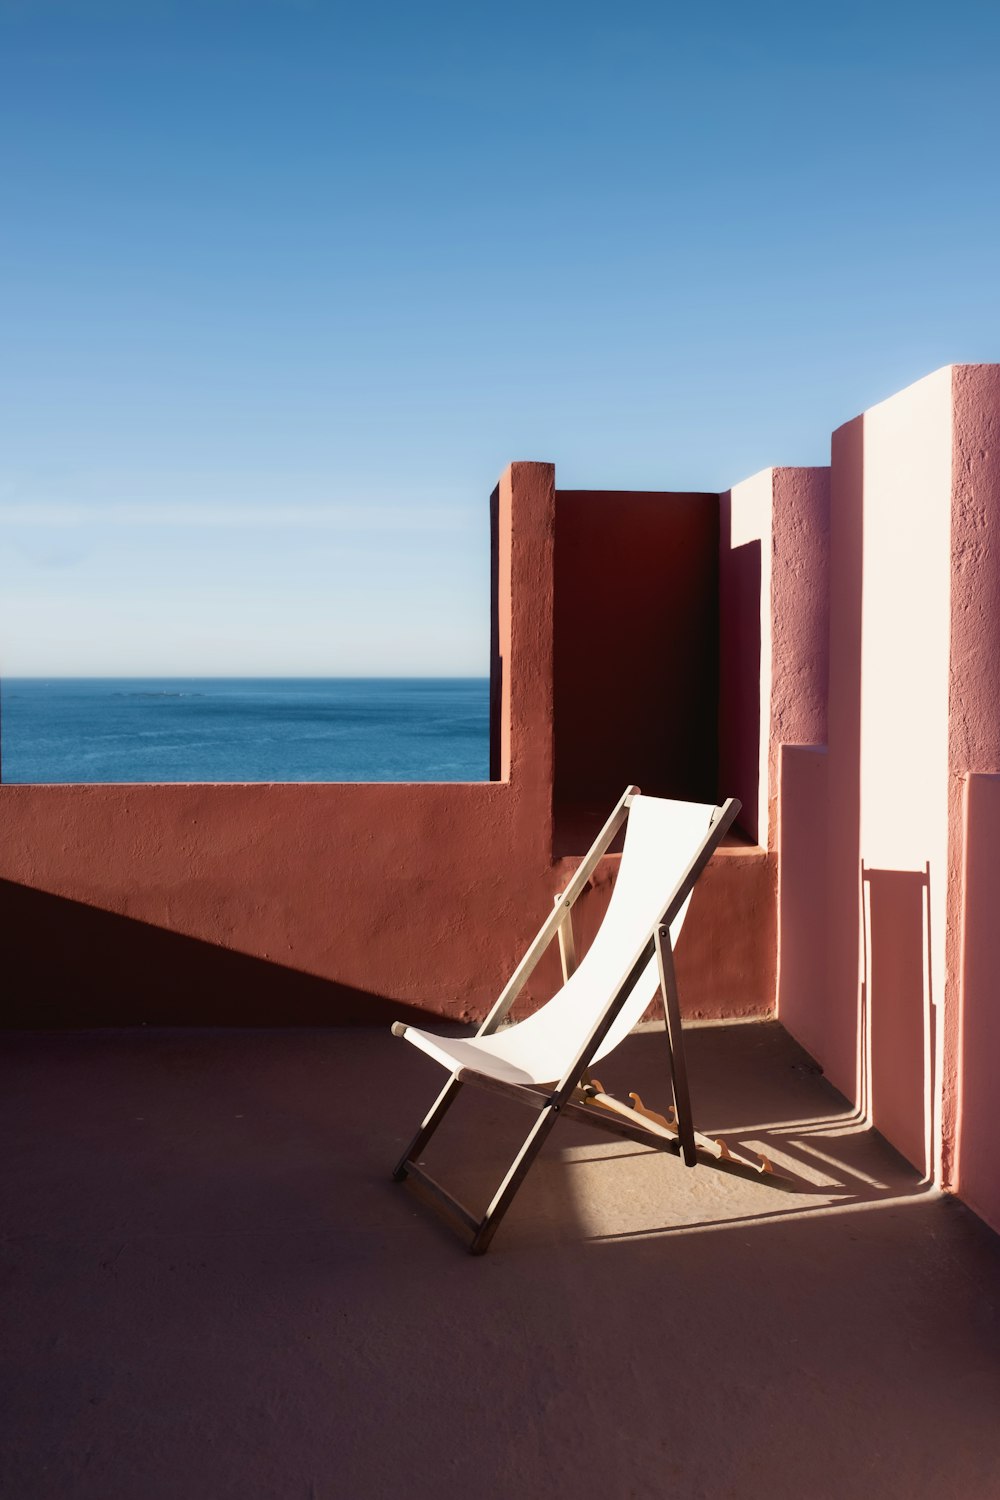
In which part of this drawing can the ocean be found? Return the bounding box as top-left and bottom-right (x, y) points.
(0, 678), (490, 784)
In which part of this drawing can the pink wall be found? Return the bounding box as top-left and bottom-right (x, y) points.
(949, 365), (1000, 1230)
(0, 461), (776, 1028)
(859, 369), (952, 1178)
(957, 775), (1000, 1232)
(789, 373), (952, 1170)
(776, 744), (828, 1064)
(719, 474), (766, 844)
(719, 468), (829, 849)
(777, 365), (1000, 1227)
(819, 415), (864, 1103)
(770, 468), (830, 814)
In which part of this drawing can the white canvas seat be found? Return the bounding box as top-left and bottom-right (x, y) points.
(399, 795), (710, 1088)
(392, 786), (796, 1253)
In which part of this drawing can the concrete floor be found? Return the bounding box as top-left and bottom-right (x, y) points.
(2, 1020), (998, 1500)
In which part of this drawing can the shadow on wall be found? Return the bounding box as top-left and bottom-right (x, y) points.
(863, 866), (933, 1180)
(718, 490), (761, 845)
(959, 775), (1000, 1230)
(0, 879), (439, 1028)
(552, 490), (719, 855)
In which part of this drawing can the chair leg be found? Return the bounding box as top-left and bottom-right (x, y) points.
(469, 1101), (563, 1255)
(655, 925), (697, 1168)
(392, 1073), (464, 1181)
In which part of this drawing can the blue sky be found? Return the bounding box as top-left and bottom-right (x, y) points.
(2, 0), (999, 674)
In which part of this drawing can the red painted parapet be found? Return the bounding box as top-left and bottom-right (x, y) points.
(0, 461), (776, 1028)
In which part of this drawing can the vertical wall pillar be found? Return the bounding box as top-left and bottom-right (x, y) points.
(489, 461), (556, 850)
(719, 467), (829, 850)
(802, 373), (954, 1175)
(782, 368), (997, 1190)
(948, 365), (1000, 1228)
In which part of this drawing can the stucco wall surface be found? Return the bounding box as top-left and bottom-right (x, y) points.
(800, 370), (953, 1159)
(957, 775), (1000, 1232)
(949, 365), (1000, 1231)
(776, 744), (829, 1064)
(821, 414), (865, 1103)
(0, 778), (775, 1027)
(1, 461), (775, 1029)
(0, 782), (538, 1025)
(858, 368), (952, 1178)
(778, 365), (1000, 1215)
(553, 489), (718, 829)
(719, 467), (830, 851)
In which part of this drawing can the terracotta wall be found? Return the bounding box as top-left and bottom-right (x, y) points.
(1, 461), (559, 1027)
(0, 462), (776, 1027)
(552, 488), (718, 854)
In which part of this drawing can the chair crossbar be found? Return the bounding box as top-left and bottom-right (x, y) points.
(455, 1069), (552, 1111)
(405, 1161), (480, 1237)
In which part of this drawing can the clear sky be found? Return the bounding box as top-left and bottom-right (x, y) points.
(2, 0), (999, 675)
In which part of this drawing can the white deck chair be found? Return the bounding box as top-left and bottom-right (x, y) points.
(392, 787), (795, 1253)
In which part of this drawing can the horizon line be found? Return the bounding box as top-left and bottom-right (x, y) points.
(0, 672), (491, 680)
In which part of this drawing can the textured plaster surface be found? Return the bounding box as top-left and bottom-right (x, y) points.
(950, 365), (1000, 1227)
(957, 775), (1000, 1232)
(556, 840), (776, 1022)
(858, 368), (952, 1178)
(776, 744), (829, 1061)
(769, 467), (830, 835)
(809, 371), (953, 1148)
(776, 365), (1000, 1230)
(0, 459), (774, 1028)
(719, 467), (829, 851)
(2, 1023), (998, 1500)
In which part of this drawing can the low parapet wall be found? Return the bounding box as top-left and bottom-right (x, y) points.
(0, 783), (774, 1028)
(0, 461), (776, 1028)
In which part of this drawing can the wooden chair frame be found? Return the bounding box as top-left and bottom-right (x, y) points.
(392, 787), (793, 1254)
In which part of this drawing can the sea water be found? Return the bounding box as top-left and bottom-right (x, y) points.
(0, 678), (490, 784)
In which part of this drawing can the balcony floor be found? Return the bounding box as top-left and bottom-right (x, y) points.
(2, 1019), (998, 1499)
